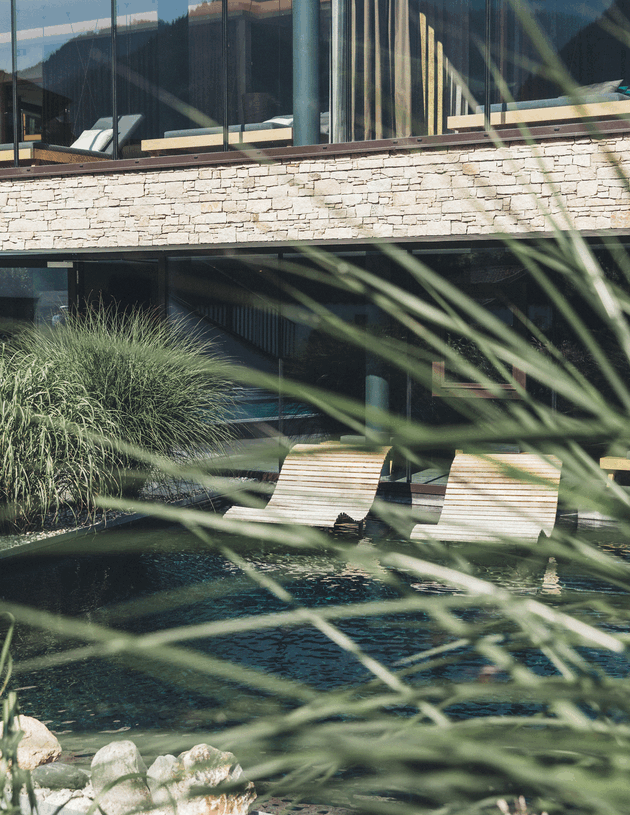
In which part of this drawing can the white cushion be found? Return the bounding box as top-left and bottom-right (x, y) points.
(70, 128), (113, 152)
(262, 115), (293, 128)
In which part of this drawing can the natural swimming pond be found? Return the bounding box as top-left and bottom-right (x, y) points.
(1, 521), (629, 740)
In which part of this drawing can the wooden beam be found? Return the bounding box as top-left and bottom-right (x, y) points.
(141, 127), (293, 156)
(447, 99), (630, 131)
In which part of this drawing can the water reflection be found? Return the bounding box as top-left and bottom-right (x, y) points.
(1, 523), (629, 736)
(541, 557), (561, 595)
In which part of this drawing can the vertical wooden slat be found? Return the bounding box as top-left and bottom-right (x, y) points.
(420, 12), (427, 120)
(437, 39), (443, 135)
(427, 25), (435, 136)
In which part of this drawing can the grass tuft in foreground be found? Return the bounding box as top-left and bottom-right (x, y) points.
(0, 304), (235, 530)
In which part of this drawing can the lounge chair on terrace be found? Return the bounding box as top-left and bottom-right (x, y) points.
(141, 112), (329, 156)
(224, 440), (391, 529)
(410, 452), (562, 543)
(448, 79), (630, 131)
(0, 114), (144, 166)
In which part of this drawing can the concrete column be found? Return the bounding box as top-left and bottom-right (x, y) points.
(331, 0), (349, 143)
(293, 0), (320, 146)
(366, 372), (389, 440)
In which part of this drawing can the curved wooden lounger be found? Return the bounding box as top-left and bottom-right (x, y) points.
(410, 453), (562, 543)
(224, 440), (391, 529)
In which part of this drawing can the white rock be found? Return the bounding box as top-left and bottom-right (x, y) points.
(149, 744), (256, 815)
(55, 794), (96, 813)
(147, 754), (180, 805)
(91, 740), (151, 815)
(44, 789), (78, 807)
(0, 715), (62, 770)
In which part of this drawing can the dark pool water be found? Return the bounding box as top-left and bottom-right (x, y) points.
(1, 522), (629, 736)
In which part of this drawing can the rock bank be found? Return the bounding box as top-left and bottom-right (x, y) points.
(5, 718), (256, 815)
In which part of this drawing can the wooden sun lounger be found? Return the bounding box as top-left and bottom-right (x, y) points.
(141, 127), (293, 156)
(447, 99), (630, 131)
(224, 440), (391, 529)
(599, 455), (630, 480)
(0, 144), (110, 165)
(410, 453), (562, 543)
(0, 114), (145, 166)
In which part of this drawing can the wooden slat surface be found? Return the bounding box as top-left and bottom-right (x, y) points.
(411, 523), (544, 543)
(0, 146), (34, 165)
(225, 441), (391, 528)
(0, 145), (109, 166)
(141, 127), (293, 155)
(32, 147), (109, 164)
(411, 453), (562, 543)
(600, 456), (630, 472)
(447, 100), (630, 131)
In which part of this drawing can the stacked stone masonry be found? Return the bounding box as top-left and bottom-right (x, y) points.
(2, 133), (630, 251)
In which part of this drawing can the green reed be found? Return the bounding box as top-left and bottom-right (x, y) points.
(5, 3), (630, 814)
(0, 619), (36, 815)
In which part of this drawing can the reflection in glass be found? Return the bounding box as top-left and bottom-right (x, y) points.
(225, 0), (296, 132)
(188, 0), (223, 131)
(2, 0), (630, 153)
(493, 0), (623, 105)
(0, 0), (12, 145)
(0, 267), (69, 338)
(82, 260), (160, 312)
(117, 0), (183, 142)
(340, 0), (477, 140)
(228, 0), (291, 128)
(15, 0), (112, 145)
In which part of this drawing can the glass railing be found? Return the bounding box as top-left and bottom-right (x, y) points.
(0, 0), (626, 167)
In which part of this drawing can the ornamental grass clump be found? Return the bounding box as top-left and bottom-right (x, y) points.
(19, 305), (234, 461)
(0, 305), (234, 529)
(0, 350), (119, 530)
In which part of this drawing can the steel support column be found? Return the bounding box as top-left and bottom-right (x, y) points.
(10, 0), (18, 167)
(111, 0), (119, 159)
(293, 0), (320, 146)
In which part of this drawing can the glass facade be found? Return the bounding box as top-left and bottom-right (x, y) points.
(166, 244), (555, 432)
(0, 0), (627, 159)
(15, 0), (113, 144)
(490, 0), (622, 106)
(0, 238), (624, 437)
(0, 266), (69, 338)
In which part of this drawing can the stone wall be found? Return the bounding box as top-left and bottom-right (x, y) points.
(1, 132), (629, 252)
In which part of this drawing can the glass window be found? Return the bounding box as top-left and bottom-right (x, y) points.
(492, 0), (623, 106)
(188, 0), (223, 134)
(335, 0), (480, 140)
(15, 0), (113, 145)
(169, 254), (288, 374)
(81, 259), (160, 311)
(0, 266), (70, 339)
(228, 1), (286, 130)
(117, 0), (180, 143)
(169, 0), (330, 148)
(168, 252), (371, 435)
(223, 0), (329, 145)
(3, 0), (629, 157)
(0, 0), (12, 145)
